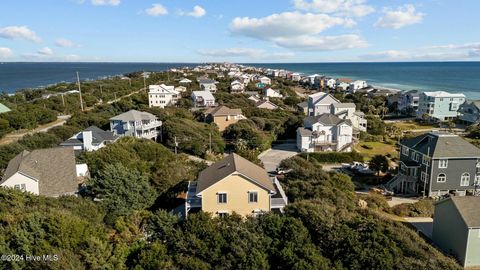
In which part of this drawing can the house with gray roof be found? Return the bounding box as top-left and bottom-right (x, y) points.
(458, 100), (480, 125)
(297, 113), (353, 152)
(109, 110), (162, 140)
(398, 90), (420, 116)
(432, 196), (480, 268)
(386, 131), (480, 197)
(0, 147), (87, 197)
(198, 78), (218, 93)
(60, 126), (118, 152)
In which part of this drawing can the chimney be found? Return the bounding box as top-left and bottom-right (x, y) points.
(82, 130), (93, 151)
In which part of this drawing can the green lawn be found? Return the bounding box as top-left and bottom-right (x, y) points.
(394, 121), (436, 131)
(354, 141), (398, 161)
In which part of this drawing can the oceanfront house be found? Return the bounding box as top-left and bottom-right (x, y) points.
(416, 91), (466, 122)
(324, 78), (336, 89)
(0, 102), (11, 114)
(192, 91), (216, 107)
(291, 73), (302, 82)
(204, 105), (246, 131)
(336, 82), (350, 92)
(385, 131), (480, 197)
(0, 148), (88, 197)
(185, 153), (288, 218)
(264, 88), (283, 98)
(230, 80), (245, 94)
(198, 78), (218, 93)
(109, 110), (162, 140)
(259, 76), (272, 85)
(297, 114), (353, 153)
(148, 84), (179, 108)
(307, 74), (322, 87)
(458, 100), (480, 125)
(347, 80), (368, 94)
(256, 99), (279, 110)
(179, 78), (192, 84)
(60, 126), (118, 152)
(397, 90), (420, 116)
(432, 197), (480, 268)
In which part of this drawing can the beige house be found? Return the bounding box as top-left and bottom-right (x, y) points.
(186, 153), (288, 218)
(204, 105), (246, 131)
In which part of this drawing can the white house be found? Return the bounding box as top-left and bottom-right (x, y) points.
(1, 148), (88, 197)
(259, 76), (272, 85)
(179, 78), (192, 84)
(231, 80), (245, 93)
(264, 88), (283, 98)
(325, 78), (336, 89)
(148, 84), (179, 108)
(110, 110), (162, 140)
(348, 80), (368, 93)
(291, 73), (302, 82)
(336, 82), (350, 91)
(307, 92), (340, 116)
(297, 114), (353, 153)
(60, 126), (119, 152)
(198, 78), (218, 93)
(192, 91), (216, 107)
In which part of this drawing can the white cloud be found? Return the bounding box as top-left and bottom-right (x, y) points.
(145, 4), (168, 16)
(360, 50), (410, 60)
(179, 5), (206, 18)
(0, 47), (14, 59)
(293, 0), (374, 17)
(64, 54), (81, 61)
(37, 47), (54, 56)
(230, 12), (367, 51)
(0, 26), (41, 43)
(55, 38), (76, 47)
(375, 4), (424, 29)
(197, 47), (295, 60)
(91, 0), (120, 6)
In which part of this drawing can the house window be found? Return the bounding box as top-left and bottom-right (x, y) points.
(402, 146), (409, 156)
(218, 212), (229, 218)
(438, 159), (448, 169)
(437, 173), (446, 183)
(249, 191), (258, 203)
(14, 184), (26, 191)
(460, 173), (470, 187)
(217, 193), (227, 204)
(422, 155), (431, 166)
(475, 175), (480, 186)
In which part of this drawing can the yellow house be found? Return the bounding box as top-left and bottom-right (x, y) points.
(204, 105), (246, 132)
(186, 153), (288, 218)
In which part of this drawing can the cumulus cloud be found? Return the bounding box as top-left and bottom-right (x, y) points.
(293, 0), (374, 17)
(179, 5), (206, 18)
(37, 47), (54, 56)
(55, 38), (76, 47)
(197, 47), (295, 60)
(91, 0), (120, 6)
(375, 4), (424, 29)
(0, 47), (14, 59)
(0, 26), (41, 43)
(145, 3), (168, 16)
(230, 12), (367, 51)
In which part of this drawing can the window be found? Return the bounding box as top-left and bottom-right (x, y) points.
(461, 173), (470, 187)
(218, 212), (228, 218)
(475, 175), (480, 185)
(422, 155), (431, 166)
(421, 172), (428, 183)
(14, 184), (26, 191)
(217, 193), (227, 204)
(437, 173), (447, 183)
(438, 159), (448, 169)
(249, 191), (258, 203)
(402, 146), (409, 156)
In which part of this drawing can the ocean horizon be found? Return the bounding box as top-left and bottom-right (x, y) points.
(1, 61), (480, 99)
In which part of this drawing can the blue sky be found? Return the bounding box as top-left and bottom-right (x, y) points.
(0, 0), (479, 63)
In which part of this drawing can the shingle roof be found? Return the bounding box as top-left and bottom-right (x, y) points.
(198, 78), (217, 84)
(1, 148), (80, 197)
(61, 126), (118, 146)
(196, 153), (275, 194)
(192, 91), (215, 100)
(205, 105), (242, 116)
(109, 110), (158, 122)
(256, 100), (278, 109)
(304, 113), (352, 127)
(438, 197), (480, 228)
(332, 103), (356, 109)
(297, 127), (312, 137)
(297, 101), (308, 108)
(401, 131), (480, 158)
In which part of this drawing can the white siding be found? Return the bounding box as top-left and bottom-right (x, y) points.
(0, 172), (39, 195)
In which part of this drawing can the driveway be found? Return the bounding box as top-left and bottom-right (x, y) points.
(259, 140), (298, 173)
(404, 217), (433, 239)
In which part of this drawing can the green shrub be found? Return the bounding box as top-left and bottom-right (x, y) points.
(299, 151), (364, 163)
(392, 200), (434, 217)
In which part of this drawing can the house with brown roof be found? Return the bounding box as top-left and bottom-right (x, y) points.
(185, 153), (288, 218)
(0, 148), (88, 197)
(432, 196), (480, 268)
(256, 99), (279, 110)
(204, 105), (246, 131)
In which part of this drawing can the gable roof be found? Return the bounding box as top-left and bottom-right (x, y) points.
(205, 105), (242, 116)
(149, 84), (178, 95)
(309, 92), (340, 105)
(304, 113), (352, 127)
(61, 126), (118, 146)
(332, 103), (355, 109)
(0, 102), (11, 114)
(110, 110), (158, 122)
(196, 153), (275, 194)
(256, 100), (278, 109)
(2, 148), (80, 196)
(401, 131), (480, 158)
(192, 90), (215, 100)
(436, 197), (480, 228)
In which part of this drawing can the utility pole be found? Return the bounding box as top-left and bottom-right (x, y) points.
(76, 72), (84, 111)
(143, 70), (147, 91)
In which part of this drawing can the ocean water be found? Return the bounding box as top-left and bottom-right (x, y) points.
(1, 61), (479, 99)
(251, 62), (480, 99)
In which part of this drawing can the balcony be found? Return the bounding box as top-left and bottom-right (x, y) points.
(313, 140), (337, 146)
(137, 120), (162, 131)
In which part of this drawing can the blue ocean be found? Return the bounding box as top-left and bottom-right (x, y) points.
(1, 61), (479, 99)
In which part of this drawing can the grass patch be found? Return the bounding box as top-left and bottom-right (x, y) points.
(353, 141), (398, 161)
(395, 121), (436, 131)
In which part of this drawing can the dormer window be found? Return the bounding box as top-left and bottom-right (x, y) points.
(402, 146), (409, 156)
(438, 159), (448, 169)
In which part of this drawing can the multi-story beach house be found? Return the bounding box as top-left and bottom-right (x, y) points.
(185, 153), (288, 218)
(386, 131), (480, 197)
(398, 90), (420, 115)
(148, 84), (179, 108)
(198, 78), (218, 93)
(109, 110), (162, 140)
(204, 105), (246, 131)
(348, 80), (368, 93)
(259, 76), (272, 85)
(1, 148), (88, 197)
(416, 91), (466, 121)
(230, 80), (245, 94)
(458, 100), (480, 125)
(60, 126), (118, 152)
(297, 114), (353, 152)
(192, 91), (216, 107)
(432, 197), (480, 268)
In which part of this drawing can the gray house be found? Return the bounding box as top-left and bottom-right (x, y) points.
(109, 110), (162, 140)
(60, 126), (118, 152)
(386, 131), (480, 197)
(397, 90), (420, 116)
(458, 100), (480, 126)
(432, 196), (480, 268)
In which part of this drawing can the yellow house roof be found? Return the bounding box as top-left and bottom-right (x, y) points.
(196, 153), (275, 193)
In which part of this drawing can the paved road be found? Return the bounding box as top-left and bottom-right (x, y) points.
(259, 140), (298, 173)
(404, 217), (433, 239)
